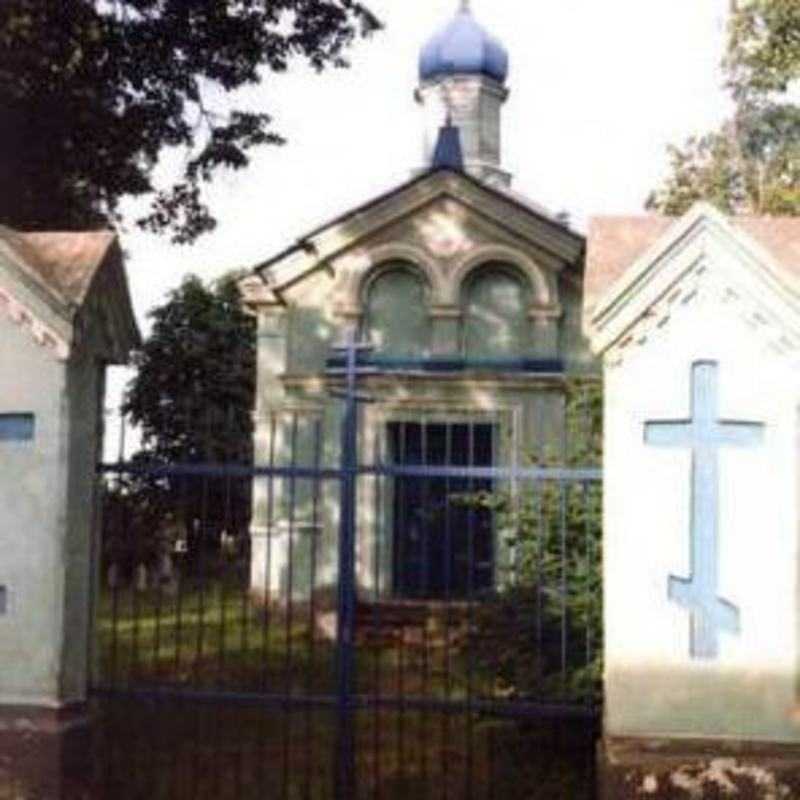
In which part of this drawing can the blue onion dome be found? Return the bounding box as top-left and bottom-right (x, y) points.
(419, 3), (509, 84)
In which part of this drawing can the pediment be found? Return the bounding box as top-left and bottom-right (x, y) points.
(0, 230), (139, 363)
(241, 169), (583, 309)
(0, 239), (74, 360)
(586, 204), (800, 362)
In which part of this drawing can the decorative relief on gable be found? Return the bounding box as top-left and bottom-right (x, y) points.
(413, 201), (477, 262)
(604, 262), (800, 370)
(0, 286), (70, 360)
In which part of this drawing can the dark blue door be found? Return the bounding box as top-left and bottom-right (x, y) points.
(390, 422), (494, 599)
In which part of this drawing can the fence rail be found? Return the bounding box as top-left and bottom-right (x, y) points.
(93, 336), (602, 799)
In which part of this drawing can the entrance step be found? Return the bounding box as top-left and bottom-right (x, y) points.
(356, 599), (471, 649)
(314, 598), (473, 649)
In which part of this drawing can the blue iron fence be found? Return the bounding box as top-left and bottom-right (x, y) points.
(93, 335), (602, 800)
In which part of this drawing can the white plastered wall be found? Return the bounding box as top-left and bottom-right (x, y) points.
(0, 311), (70, 706)
(602, 271), (800, 742)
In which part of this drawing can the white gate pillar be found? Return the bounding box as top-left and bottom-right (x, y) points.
(586, 204), (800, 798)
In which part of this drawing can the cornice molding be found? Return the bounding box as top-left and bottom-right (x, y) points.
(587, 205), (800, 363)
(0, 285), (70, 360)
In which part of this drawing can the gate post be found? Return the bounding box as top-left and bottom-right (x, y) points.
(586, 205), (800, 798)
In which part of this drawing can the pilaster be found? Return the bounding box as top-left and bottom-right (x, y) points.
(430, 305), (462, 355)
(529, 306), (561, 360)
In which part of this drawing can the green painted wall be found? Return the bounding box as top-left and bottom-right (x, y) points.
(250, 236), (597, 603)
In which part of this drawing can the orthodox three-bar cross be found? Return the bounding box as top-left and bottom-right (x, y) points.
(645, 361), (764, 660)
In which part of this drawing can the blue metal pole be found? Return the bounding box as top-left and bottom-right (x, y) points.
(335, 330), (359, 799)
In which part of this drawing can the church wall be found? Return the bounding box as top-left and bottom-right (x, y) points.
(560, 273), (597, 374)
(276, 269), (336, 376)
(248, 196), (596, 604)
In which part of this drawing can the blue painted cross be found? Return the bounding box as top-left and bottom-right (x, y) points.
(645, 361), (764, 660)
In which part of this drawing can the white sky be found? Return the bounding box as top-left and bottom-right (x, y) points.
(106, 0), (733, 435)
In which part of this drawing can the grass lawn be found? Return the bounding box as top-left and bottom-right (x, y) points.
(94, 579), (597, 799)
(97, 579), (487, 699)
(97, 577), (337, 694)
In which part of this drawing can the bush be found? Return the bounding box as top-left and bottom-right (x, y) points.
(473, 380), (603, 704)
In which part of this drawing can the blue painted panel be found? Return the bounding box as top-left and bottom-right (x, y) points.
(645, 361), (764, 660)
(326, 355), (564, 374)
(0, 414), (35, 442)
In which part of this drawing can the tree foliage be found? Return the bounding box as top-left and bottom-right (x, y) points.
(117, 273), (256, 566)
(0, 0), (380, 242)
(648, 0), (800, 216)
(727, 0), (800, 97)
(474, 381), (603, 704)
(125, 273), (256, 465)
(647, 105), (800, 216)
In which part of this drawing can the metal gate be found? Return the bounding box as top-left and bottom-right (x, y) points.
(93, 336), (602, 799)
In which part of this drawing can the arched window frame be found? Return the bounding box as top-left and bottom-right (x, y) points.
(459, 261), (533, 359)
(360, 259), (432, 358)
(450, 245), (559, 315)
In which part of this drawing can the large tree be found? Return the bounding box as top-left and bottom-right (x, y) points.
(0, 0), (380, 243)
(726, 0), (800, 98)
(125, 273), (256, 465)
(648, 0), (800, 216)
(120, 274), (256, 562)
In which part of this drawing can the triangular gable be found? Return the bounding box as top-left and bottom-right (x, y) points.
(0, 227), (139, 363)
(585, 203), (800, 358)
(244, 167), (584, 306)
(79, 239), (141, 362)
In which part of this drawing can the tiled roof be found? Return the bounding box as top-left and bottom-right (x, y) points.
(0, 227), (116, 308)
(586, 215), (800, 311)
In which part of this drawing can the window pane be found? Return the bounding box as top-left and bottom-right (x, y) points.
(464, 266), (529, 359)
(365, 267), (429, 357)
(0, 414), (34, 442)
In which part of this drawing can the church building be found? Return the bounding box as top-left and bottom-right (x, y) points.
(241, 2), (596, 603)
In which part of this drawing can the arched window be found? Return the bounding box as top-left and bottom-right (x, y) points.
(463, 264), (530, 359)
(363, 264), (430, 358)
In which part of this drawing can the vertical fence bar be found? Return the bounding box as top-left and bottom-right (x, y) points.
(334, 332), (360, 800)
(372, 427), (383, 800)
(465, 420), (476, 800)
(396, 421), (407, 789)
(259, 414), (277, 693)
(305, 418), (323, 800)
(441, 422), (453, 800)
(282, 413), (300, 800)
(420, 421), (430, 793)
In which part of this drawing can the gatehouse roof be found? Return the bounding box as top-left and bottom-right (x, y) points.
(0, 226), (140, 362)
(586, 212), (800, 313)
(585, 203), (800, 359)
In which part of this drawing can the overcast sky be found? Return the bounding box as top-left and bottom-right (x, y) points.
(106, 0), (733, 431)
